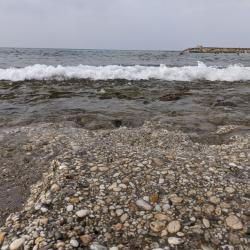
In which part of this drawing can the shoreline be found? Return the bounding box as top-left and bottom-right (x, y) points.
(0, 122), (249, 249)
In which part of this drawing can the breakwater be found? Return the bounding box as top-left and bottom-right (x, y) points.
(181, 47), (250, 54)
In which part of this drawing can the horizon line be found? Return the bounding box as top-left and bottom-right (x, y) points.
(0, 46), (182, 52)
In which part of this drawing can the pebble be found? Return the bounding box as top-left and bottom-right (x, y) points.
(120, 213), (128, 223)
(228, 233), (241, 244)
(225, 187), (235, 194)
(56, 241), (65, 248)
(167, 220), (181, 233)
(40, 207), (48, 213)
(0, 232), (5, 246)
(66, 204), (74, 212)
(90, 242), (108, 250)
(76, 209), (89, 218)
(9, 238), (25, 250)
(203, 218), (210, 228)
(136, 199), (153, 211)
(168, 237), (183, 245)
(203, 204), (215, 215)
(38, 217), (48, 225)
(70, 239), (79, 248)
(150, 221), (165, 233)
(169, 195), (183, 204)
(150, 193), (159, 203)
(225, 215), (243, 230)
(162, 203), (171, 211)
(116, 209), (123, 217)
(152, 158), (164, 166)
(50, 183), (60, 192)
(80, 234), (92, 246)
(109, 247), (119, 250)
(154, 213), (169, 221)
(209, 196), (220, 204)
(0, 123), (249, 249)
(34, 236), (43, 245)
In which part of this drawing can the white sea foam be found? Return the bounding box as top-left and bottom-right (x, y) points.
(1, 62), (250, 82)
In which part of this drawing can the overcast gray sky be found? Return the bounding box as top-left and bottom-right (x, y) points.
(0, 0), (249, 50)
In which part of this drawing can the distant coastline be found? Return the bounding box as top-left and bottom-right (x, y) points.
(181, 46), (250, 54)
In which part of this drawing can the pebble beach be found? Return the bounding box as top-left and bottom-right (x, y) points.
(0, 122), (249, 250)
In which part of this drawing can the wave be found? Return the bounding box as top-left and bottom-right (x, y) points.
(1, 62), (250, 82)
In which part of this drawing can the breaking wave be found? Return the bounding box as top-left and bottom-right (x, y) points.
(1, 62), (250, 82)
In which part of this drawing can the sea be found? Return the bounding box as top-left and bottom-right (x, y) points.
(0, 47), (250, 133)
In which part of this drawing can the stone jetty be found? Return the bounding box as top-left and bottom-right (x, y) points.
(181, 46), (250, 54)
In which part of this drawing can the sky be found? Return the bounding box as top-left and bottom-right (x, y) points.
(0, 0), (249, 50)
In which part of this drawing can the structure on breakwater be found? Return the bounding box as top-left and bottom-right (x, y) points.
(181, 46), (250, 54)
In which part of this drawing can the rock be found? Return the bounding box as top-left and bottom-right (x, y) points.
(70, 239), (79, 248)
(161, 229), (168, 237)
(152, 158), (164, 166)
(202, 218), (210, 228)
(80, 235), (92, 246)
(202, 204), (215, 215)
(0, 232), (5, 246)
(50, 183), (60, 192)
(167, 220), (181, 233)
(150, 221), (165, 232)
(120, 213), (128, 223)
(69, 197), (80, 204)
(116, 209), (123, 217)
(154, 213), (169, 221)
(225, 215), (243, 230)
(67, 204), (74, 212)
(177, 232), (184, 237)
(168, 237), (183, 245)
(54, 231), (64, 240)
(150, 193), (159, 203)
(35, 237), (44, 245)
(229, 233), (241, 244)
(201, 244), (215, 250)
(56, 242), (65, 248)
(40, 207), (48, 213)
(90, 166), (98, 172)
(109, 247), (118, 250)
(114, 223), (123, 231)
(170, 194), (183, 205)
(38, 217), (48, 225)
(225, 187), (235, 194)
(215, 206), (221, 216)
(76, 209), (89, 218)
(162, 203), (171, 211)
(90, 242), (108, 250)
(9, 238), (25, 250)
(136, 199), (153, 211)
(209, 196), (220, 205)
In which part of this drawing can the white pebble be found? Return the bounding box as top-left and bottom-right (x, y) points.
(168, 237), (183, 245)
(70, 239), (79, 248)
(67, 205), (74, 212)
(136, 199), (152, 211)
(76, 209), (89, 218)
(9, 238), (25, 250)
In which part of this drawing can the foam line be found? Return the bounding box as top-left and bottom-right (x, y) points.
(0, 62), (250, 82)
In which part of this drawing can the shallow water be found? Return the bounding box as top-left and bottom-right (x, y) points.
(0, 79), (249, 133)
(0, 48), (250, 133)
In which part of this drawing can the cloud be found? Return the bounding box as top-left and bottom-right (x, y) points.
(0, 0), (249, 49)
